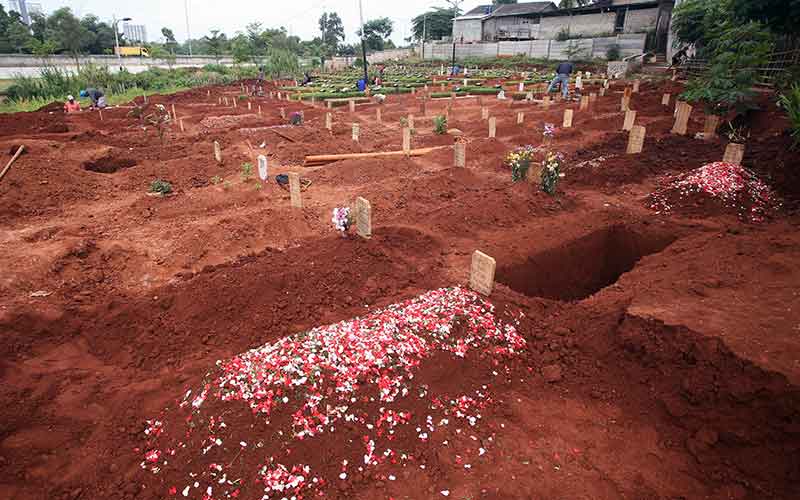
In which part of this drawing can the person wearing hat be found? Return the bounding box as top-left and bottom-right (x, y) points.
(80, 88), (106, 109)
(64, 95), (81, 113)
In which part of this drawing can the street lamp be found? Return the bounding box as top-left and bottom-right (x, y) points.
(113, 16), (133, 70)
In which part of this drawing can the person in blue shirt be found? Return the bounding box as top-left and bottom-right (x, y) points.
(547, 61), (574, 99)
(80, 88), (106, 109)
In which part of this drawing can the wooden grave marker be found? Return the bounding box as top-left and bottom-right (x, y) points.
(563, 109), (573, 128)
(288, 172), (302, 208)
(672, 102), (692, 135)
(703, 115), (720, 140)
(325, 112), (332, 131)
(454, 142), (466, 167)
(352, 123), (360, 142)
(627, 125), (646, 154)
(470, 250), (496, 296)
(723, 143), (745, 165)
(488, 117), (497, 138)
(517, 112), (525, 125)
(661, 93), (671, 106)
(355, 197), (372, 239)
(402, 127), (411, 154)
(213, 141), (222, 164)
(622, 110), (637, 131)
(580, 95), (589, 111)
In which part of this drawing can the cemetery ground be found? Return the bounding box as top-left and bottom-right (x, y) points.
(0, 75), (799, 500)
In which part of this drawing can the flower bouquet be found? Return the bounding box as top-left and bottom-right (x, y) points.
(332, 207), (353, 235)
(541, 151), (565, 195)
(505, 145), (538, 183)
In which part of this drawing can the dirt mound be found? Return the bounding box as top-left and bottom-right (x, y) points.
(648, 161), (781, 222)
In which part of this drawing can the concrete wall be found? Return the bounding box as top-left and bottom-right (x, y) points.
(624, 8), (658, 33)
(453, 19), (484, 43)
(323, 48), (415, 72)
(421, 33), (646, 61)
(0, 54), (236, 79)
(539, 12), (617, 39)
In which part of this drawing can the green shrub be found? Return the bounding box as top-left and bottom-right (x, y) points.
(606, 45), (622, 61)
(779, 84), (800, 148)
(149, 179), (173, 195)
(433, 115), (448, 135)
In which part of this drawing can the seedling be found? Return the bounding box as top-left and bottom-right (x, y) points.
(149, 179), (173, 195)
(433, 115), (448, 135)
(241, 162), (254, 181)
(144, 104), (171, 146)
(210, 175), (223, 185)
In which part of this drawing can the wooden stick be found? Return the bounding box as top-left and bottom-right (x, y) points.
(304, 146), (446, 166)
(0, 145), (25, 183)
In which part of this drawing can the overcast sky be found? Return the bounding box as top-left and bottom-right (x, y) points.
(28, 0), (479, 46)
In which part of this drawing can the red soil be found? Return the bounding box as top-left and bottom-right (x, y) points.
(1, 77), (799, 500)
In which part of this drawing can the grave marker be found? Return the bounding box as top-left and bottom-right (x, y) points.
(233, 98), (238, 108)
(408, 114), (415, 130)
(325, 112), (333, 131)
(352, 123), (360, 142)
(627, 125), (646, 154)
(517, 112), (525, 125)
(403, 127), (411, 154)
(589, 92), (597, 107)
(288, 172), (302, 208)
(622, 110), (637, 131)
(543, 95), (551, 108)
(214, 141), (222, 164)
(248, 102), (252, 111)
(661, 93), (671, 106)
(454, 142), (466, 167)
(633, 80), (640, 93)
(620, 95), (631, 112)
(599, 87), (606, 97)
(703, 115), (720, 140)
(723, 143), (745, 165)
(280, 107), (286, 119)
(376, 108), (382, 123)
(179, 118), (185, 132)
(98, 109), (103, 121)
(481, 107), (489, 120)
(563, 109), (573, 128)
(223, 96), (228, 106)
(624, 87), (632, 98)
(672, 102), (692, 135)
(349, 100), (356, 113)
(171, 103), (177, 121)
(488, 117), (496, 138)
(470, 250), (496, 296)
(258, 105), (262, 116)
(257, 155), (268, 181)
(355, 197), (372, 239)
(580, 96), (589, 111)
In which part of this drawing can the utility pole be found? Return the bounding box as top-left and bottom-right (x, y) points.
(422, 12), (427, 61)
(185, 0), (193, 56)
(358, 0), (369, 86)
(446, 0), (462, 76)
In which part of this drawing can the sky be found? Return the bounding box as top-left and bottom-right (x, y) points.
(22, 0), (481, 46)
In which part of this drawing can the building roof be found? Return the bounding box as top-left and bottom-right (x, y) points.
(491, 2), (556, 18)
(454, 4), (495, 21)
(540, 0), (660, 17)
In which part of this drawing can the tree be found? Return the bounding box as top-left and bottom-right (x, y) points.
(7, 21), (33, 53)
(46, 7), (93, 64)
(318, 12), (344, 55)
(411, 7), (459, 41)
(29, 12), (47, 42)
(558, 0), (595, 8)
(230, 33), (253, 63)
(357, 17), (394, 52)
(202, 29), (227, 61)
(730, 0), (800, 38)
(162, 27), (178, 53)
(80, 15), (117, 55)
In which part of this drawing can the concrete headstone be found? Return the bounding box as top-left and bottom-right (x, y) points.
(355, 197), (372, 239)
(627, 125), (646, 154)
(622, 110), (637, 131)
(563, 109), (574, 128)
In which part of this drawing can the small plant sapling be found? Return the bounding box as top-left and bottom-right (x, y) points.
(433, 115), (448, 135)
(210, 175), (223, 185)
(149, 179), (173, 195)
(145, 104), (172, 146)
(241, 162), (254, 181)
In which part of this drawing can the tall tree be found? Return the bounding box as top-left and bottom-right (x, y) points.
(161, 27), (178, 53)
(7, 21), (33, 53)
(202, 29), (227, 61)
(46, 7), (93, 64)
(80, 15), (117, 55)
(357, 17), (394, 52)
(411, 7), (459, 41)
(318, 12), (344, 55)
(730, 0), (800, 38)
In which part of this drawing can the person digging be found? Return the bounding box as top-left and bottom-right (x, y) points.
(63, 95), (81, 113)
(547, 61), (574, 99)
(80, 88), (107, 110)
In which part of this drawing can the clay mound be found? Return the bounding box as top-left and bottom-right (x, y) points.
(135, 287), (525, 500)
(648, 161), (781, 222)
(200, 114), (260, 129)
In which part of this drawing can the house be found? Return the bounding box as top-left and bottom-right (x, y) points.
(452, 0), (675, 53)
